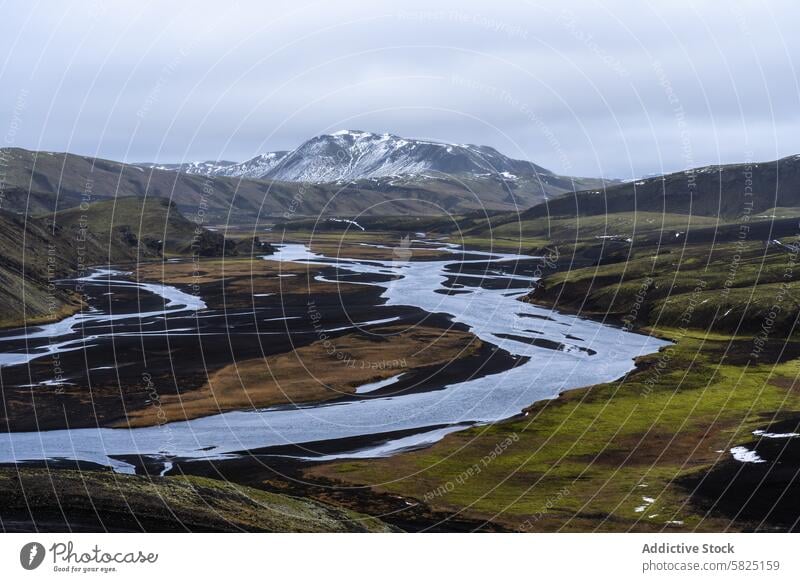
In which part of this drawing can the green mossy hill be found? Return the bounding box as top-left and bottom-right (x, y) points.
(53, 196), (229, 260)
(523, 224), (800, 336)
(309, 203), (800, 531)
(0, 198), (255, 328)
(0, 209), (83, 328)
(0, 468), (395, 532)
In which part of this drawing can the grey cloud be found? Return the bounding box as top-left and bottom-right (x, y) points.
(0, 0), (798, 178)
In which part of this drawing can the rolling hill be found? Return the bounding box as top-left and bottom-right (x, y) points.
(53, 197), (231, 261)
(521, 154), (800, 220)
(451, 154), (800, 250)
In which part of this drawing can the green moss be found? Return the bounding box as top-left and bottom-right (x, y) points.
(316, 331), (800, 530)
(0, 468), (395, 532)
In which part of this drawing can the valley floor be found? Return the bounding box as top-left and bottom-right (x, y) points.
(3, 225), (800, 532)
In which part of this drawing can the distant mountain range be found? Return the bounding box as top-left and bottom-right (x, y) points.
(0, 132), (613, 221)
(138, 130), (554, 183)
(5, 129), (798, 228)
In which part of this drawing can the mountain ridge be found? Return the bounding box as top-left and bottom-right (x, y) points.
(136, 130), (557, 184)
(520, 153), (800, 220)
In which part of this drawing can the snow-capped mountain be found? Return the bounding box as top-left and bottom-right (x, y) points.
(143, 131), (553, 183)
(261, 130), (551, 183)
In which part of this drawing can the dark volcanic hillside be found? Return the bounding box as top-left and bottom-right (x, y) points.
(1, 147), (286, 221)
(523, 155), (800, 220)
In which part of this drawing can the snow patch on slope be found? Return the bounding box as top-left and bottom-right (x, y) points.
(140, 131), (551, 184)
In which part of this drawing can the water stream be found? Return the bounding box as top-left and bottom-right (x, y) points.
(0, 243), (667, 473)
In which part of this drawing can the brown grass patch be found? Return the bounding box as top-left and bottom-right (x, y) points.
(136, 257), (362, 304)
(116, 325), (481, 428)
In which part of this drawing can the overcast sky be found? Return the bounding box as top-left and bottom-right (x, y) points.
(1, 0), (798, 178)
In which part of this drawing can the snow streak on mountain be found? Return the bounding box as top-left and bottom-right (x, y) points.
(147, 131), (552, 183)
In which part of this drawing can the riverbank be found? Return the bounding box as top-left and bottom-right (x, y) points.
(1, 240), (661, 470)
(294, 226), (800, 531)
(302, 326), (800, 531)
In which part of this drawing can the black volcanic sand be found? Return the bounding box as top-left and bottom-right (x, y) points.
(442, 274), (534, 290)
(440, 257), (546, 291)
(679, 418), (800, 531)
(316, 341), (525, 400)
(434, 288), (473, 295)
(0, 262), (500, 432)
(117, 424), (466, 474)
(444, 257), (545, 276)
(493, 332), (597, 355)
(0, 252), (534, 433)
(318, 272), (399, 284)
(109, 341), (527, 530)
(517, 312), (557, 322)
